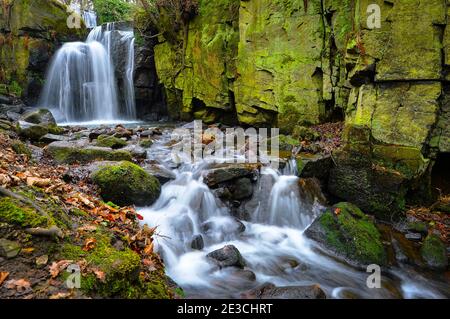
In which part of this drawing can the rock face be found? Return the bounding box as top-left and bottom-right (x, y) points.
(305, 202), (387, 267)
(149, 0), (450, 220)
(91, 161), (161, 206)
(0, 0), (86, 103)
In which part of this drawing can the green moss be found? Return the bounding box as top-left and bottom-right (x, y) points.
(92, 161), (161, 206)
(139, 139), (153, 148)
(96, 135), (127, 149)
(11, 141), (32, 157)
(60, 229), (171, 299)
(420, 234), (448, 270)
(314, 202), (387, 266)
(47, 143), (132, 164)
(0, 197), (48, 228)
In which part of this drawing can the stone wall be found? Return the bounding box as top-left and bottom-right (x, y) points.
(0, 0), (86, 104)
(152, 0), (450, 219)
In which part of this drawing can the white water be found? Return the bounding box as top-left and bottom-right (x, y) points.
(38, 23), (136, 124)
(139, 130), (449, 299)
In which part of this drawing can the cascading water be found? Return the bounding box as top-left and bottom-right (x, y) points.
(38, 23), (136, 124)
(138, 129), (449, 299)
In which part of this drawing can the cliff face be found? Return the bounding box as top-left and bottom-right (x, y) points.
(153, 0), (450, 219)
(0, 0), (86, 104)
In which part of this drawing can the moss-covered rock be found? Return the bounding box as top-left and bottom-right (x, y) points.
(0, 197), (49, 228)
(139, 138), (153, 148)
(305, 202), (387, 267)
(11, 140), (32, 157)
(96, 135), (127, 149)
(60, 228), (171, 299)
(91, 161), (161, 206)
(420, 234), (448, 270)
(47, 141), (132, 164)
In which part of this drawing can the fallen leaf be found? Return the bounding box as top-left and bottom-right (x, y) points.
(0, 272), (9, 286)
(26, 177), (51, 187)
(50, 260), (73, 278)
(143, 242), (154, 256)
(6, 279), (32, 293)
(93, 269), (106, 282)
(82, 238), (97, 251)
(21, 247), (35, 254)
(136, 213), (144, 221)
(77, 225), (97, 232)
(334, 208), (341, 216)
(49, 292), (72, 299)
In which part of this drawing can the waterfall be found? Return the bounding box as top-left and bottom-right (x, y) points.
(38, 23), (136, 124)
(83, 11), (98, 29)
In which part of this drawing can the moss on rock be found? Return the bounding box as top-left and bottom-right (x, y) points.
(420, 234), (448, 270)
(96, 135), (127, 149)
(11, 141), (32, 157)
(305, 202), (387, 266)
(91, 161), (161, 206)
(0, 197), (49, 228)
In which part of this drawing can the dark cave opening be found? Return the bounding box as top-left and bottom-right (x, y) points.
(431, 153), (450, 196)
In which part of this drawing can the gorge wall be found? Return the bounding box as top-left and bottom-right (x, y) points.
(152, 0), (450, 219)
(0, 0), (86, 105)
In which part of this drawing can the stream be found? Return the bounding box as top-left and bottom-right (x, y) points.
(136, 128), (450, 299)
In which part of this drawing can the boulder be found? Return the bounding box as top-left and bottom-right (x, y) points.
(143, 164), (176, 184)
(420, 234), (448, 270)
(296, 153), (333, 181)
(305, 202), (387, 267)
(46, 140), (132, 164)
(95, 135), (127, 149)
(19, 109), (56, 126)
(40, 133), (69, 143)
(206, 245), (246, 269)
(203, 164), (257, 187)
(231, 177), (253, 200)
(91, 161), (161, 206)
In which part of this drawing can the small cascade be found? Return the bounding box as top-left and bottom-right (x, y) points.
(138, 129), (448, 299)
(38, 22), (136, 124)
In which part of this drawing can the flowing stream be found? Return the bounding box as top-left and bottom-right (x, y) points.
(38, 23), (136, 124)
(138, 129), (450, 299)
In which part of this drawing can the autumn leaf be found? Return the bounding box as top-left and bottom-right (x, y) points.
(0, 272), (9, 286)
(6, 279), (32, 293)
(49, 292), (72, 299)
(334, 208), (341, 216)
(50, 260), (73, 278)
(92, 269), (106, 282)
(136, 213), (144, 221)
(143, 242), (154, 256)
(21, 247), (35, 254)
(26, 177), (51, 187)
(82, 238), (97, 251)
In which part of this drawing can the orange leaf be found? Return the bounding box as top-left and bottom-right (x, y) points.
(82, 238), (97, 251)
(93, 269), (106, 282)
(0, 272), (9, 286)
(334, 208), (341, 216)
(50, 260), (73, 278)
(143, 242), (154, 256)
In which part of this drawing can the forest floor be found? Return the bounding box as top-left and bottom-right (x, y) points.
(0, 133), (178, 299)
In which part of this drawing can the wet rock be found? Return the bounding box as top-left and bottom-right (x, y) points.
(213, 187), (233, 200)
(231, 269), (256, 282)
(47, 140), (132, 164)
(0, 95), (13, 104)
(122, 144), (147, 159)
(231, 178), (253, 200)
(6, 111), (21, 122)
(40, 133), (69, 143)
(140, 129), (156, 138)
(296, 153), (333, 181)
(206, 245), (246, 269)
(305, 202), (387, 267)
(19, 108), (55, 126)
(0, 239), (21, 259)
(139, 138), (153, 148)
(203, 164), (257, 187)
(91, 161), (161, 206)
(420, 234), (448, 270)
(191, 234), (204, 250)
(242, 282), (326, 299)
(114, 125), (133, 139)
(89, 128), (111, 140)
(143, 164), (176, 184)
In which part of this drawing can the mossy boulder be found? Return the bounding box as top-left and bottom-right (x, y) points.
(96, 135), (127, 149)
(91, 161), (161, 206)
(60, 229), (171, 298)
(47, 141), (132, 164)
(0, 196), (49, 228)
(305, 202), (387, 267)
(20, 109), (56, 126)
(18, 109), (63, 141)
(420, 234), (448, 270)
(292, 126), (321, 142)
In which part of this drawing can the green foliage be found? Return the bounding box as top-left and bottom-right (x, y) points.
(0, 197), (48, 228)
(93, 0), (135, 24)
